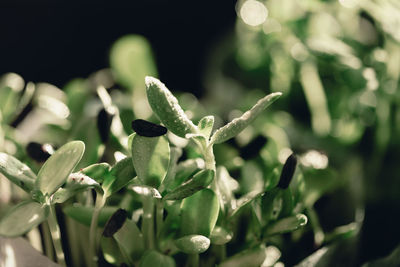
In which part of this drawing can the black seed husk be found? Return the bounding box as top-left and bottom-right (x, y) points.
(26, 142), (52, 162)
(240, 135), (268, 160)
(131, 119), (167, 137)
(97, 108), (113, 143)
(277, 153), (297, 189)
(103, 209), (128, 237)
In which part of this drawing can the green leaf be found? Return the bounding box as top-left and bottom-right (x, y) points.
(197, 115), (214, 138)
(145, 76), (198, 137)
(63, 204), (118, 227)
(163, 169), (214, 201)
(174, 235), (210, 254)
(0, 201), (49, 237)
(180, 188), (219, 237)
(52, 173), (101, 204)
(114, 219), (145, 262)
(103, 157), (136, 197)
(36, 141), (85, 197)
(139, 250), (176, 267)
(0, 152), (36, 193)
(219, 245), (268, 267)
(264, 214), (308, 236)
(131, 134), (170, 188)
(167, 158), (204, 191)
(80, 162), (111, 183)
(210, 92), (282, 144)
(230, 190), (263, 218)
(210, 226), (233, 245)
(110, 35), (157, 89)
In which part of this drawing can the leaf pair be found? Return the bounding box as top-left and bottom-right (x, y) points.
(0, 141), (85, 237)
(145, 76), (282, 145)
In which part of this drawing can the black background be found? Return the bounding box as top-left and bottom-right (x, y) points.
(0, 1), (237, 96)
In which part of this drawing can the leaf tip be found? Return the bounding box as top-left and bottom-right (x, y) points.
(145, 76), (160, 88)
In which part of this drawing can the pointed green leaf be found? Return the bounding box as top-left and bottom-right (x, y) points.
(180, 188), (219, 237)
(0, 152), (36, 192)
(175, 235), (210, 254)
(102, 157), (136, 197)
(145, 76), (198, 137)
(198, 115), (214, 138)
(0, 201), (49, 237)
(264, 214), (308, 236)
(131, 135), (170, 188)
(210, 92), (282, 144)
(163, 169), (214, 201)
(139, 250), (176, 267)
(63, 204), (118, 227)
(36, 141), (85, 196)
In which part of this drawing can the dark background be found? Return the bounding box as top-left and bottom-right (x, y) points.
(0, 1), (237, 96)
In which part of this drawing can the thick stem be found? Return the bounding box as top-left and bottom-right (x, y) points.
(89, 193), (106, 267)
(47, 205), (66, 266)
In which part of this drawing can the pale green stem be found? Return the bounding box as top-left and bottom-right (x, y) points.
(42, 222), (54, 261)
(47, 205), (66, 266)
(89, 193), (106, 267)
(306, 206), (324, 246)
(142, 196), (155, 250)
(156, 199), (164, 238)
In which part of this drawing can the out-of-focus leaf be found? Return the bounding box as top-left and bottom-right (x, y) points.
(145, 76), (198, 138)
(264, 214), (307, 236)
(0, 152), (36, 192)
(0, 201), (49, 237)
(216, 166), (239, 212)
(139, 250), (176, 267)
(63, 204), (118, 227)
(219, 245), (268, 267)
(110, 35), (157, 89)
(210, 226), (233, 245)
(36, 141), (85, 196)
(174, 235), (210, 254)
(131, 134), (170, 188)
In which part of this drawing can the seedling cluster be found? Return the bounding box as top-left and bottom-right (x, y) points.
(0, 75), (310, 267)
